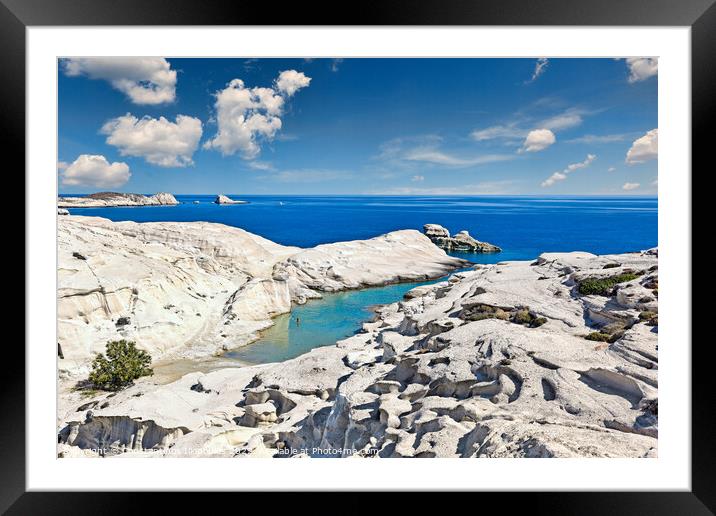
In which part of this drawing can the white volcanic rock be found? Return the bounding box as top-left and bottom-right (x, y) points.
(57, 216), (466, 376)
(58, 208), (70, 215)
(214, 194), (248, 205)
(423, 223), (501, 253)
(58, 192), (179, 208)
(59, 248), (658, 458)
(276, 230), (471, 295)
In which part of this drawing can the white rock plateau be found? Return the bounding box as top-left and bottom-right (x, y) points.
(58, 192), (179, 208)
(57, 219), (658, 459)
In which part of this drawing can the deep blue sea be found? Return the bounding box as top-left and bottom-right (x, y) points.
(63, 195), (657, 263)
(63, 195), (657, 364)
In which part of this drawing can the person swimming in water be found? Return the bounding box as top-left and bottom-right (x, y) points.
(296, 316), (300, 326)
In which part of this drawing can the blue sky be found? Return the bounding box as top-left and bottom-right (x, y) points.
(58, 57), (658, 195)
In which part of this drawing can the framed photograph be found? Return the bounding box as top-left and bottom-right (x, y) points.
(9, 0), (712, 511)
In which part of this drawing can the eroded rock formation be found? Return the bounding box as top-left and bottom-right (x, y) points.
(58, 244), (658, 458)
(423, 224), (501, 253)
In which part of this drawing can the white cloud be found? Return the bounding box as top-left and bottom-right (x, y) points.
(247, 161), (275, 171)
(204, 71), (311, 159)
(540, 108), (585, 131)
(275, 70), (311, 97)
(60, 154), (130, 188)
(567, 134), (627, 144)
(331, 58), (344, 72)
(626, 129), (658, 164)
(622, 182), (640, 191)
(377, 135), (515, 170)
(527, 58), (549, 83)
(608, 166), (617, 172)
(101, 114), (202, 167)
(411, 175), (425, 182)
(62, 57), (176, 105)
(541, 154), (596, 187)
(470, 124), (523, 142)
(471, 108), (587, 145)
(626, 58), (658, 83)
(403, 148), (514, 167)
(521, 128), (556, 152)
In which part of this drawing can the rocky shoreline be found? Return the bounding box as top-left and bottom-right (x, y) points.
(57, 216), (658, 458)
(58, 192), (179, 208)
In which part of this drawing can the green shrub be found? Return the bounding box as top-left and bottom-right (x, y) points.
(585, 332), (611, 342)
(639, 310), (658, 326)
(531, 317), (548, 327)
(577, 273), (640, 296)
(512, 309), (533, 325)
(88, 340), (153, 391)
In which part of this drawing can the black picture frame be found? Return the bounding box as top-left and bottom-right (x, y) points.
(6, 0), (711, 512)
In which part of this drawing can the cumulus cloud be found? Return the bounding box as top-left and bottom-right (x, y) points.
(62, 57), (177, 105)
(626, 58), (658, 83)
(541, 154), (596, 187)
(411, 175), (425, 182)
(622, 182), (640, 191)
(275, 70), (311, 97)
(60, 154), (130, 187)
(101, 114), (202, 167)
(204, 71), (311, 159)
(521, 128), (556, 152)
(526, 58), (549, 83)
(626, 129), (658, 164)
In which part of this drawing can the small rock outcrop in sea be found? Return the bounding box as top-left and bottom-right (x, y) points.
(214, 194), (248, 205)
(423, 224), (501, 253)
(57, 192), (179, 208)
